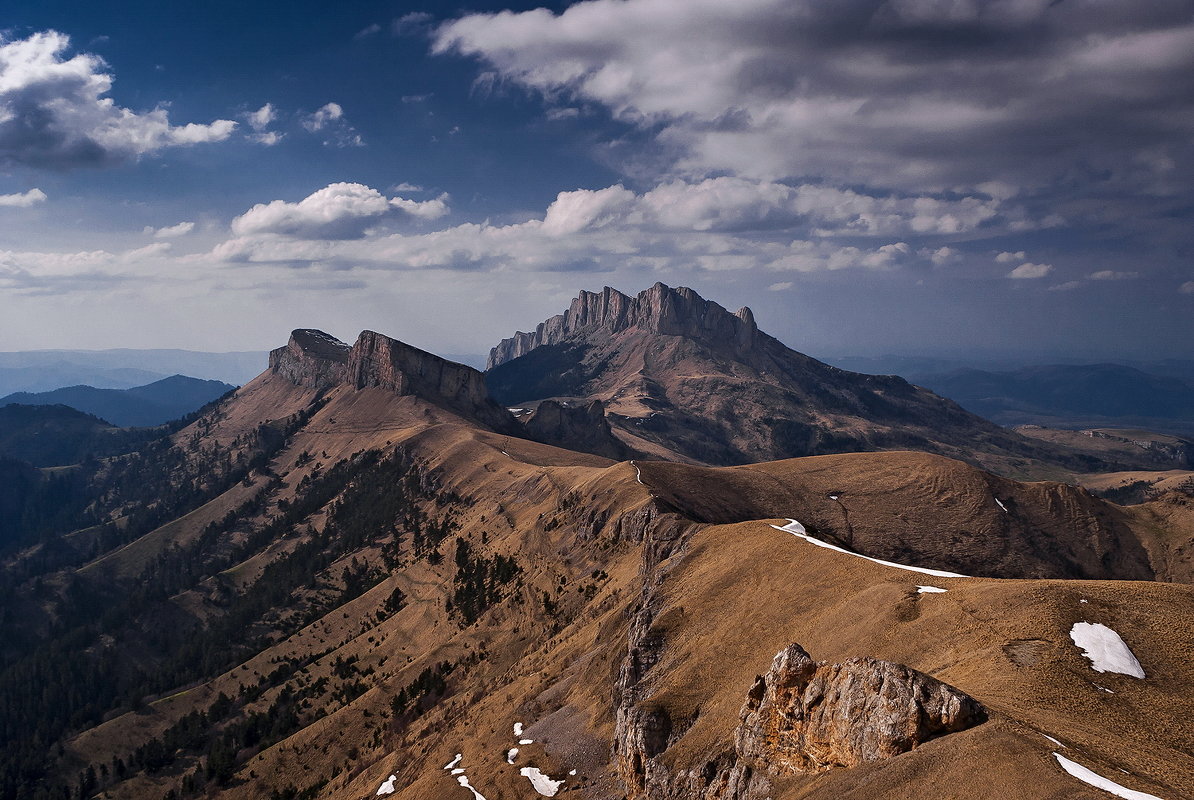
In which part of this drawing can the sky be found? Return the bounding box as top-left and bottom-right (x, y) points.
(1, 0), (1193, 362)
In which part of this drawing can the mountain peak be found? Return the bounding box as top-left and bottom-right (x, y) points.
(267, 329), (351, 389)
(487, 282), (758, 368)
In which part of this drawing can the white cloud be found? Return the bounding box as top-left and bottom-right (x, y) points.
(302, 102), (343, 132)
(229, 182), (450, 240)
(1007, 262), (1052, 279)
(300, 102), (363, 147)
(1088, 269), (1138, 280)
(248, 131), (284, 146)
(1180, 281), (1194, 295)
(995, 251), (1027, 263)
(0, 188), (46, 207)
(767, 281), (793, 291)
(245, 103), (276, 131)
(144, 221), (194, 238)
(0, 31), (236, 168)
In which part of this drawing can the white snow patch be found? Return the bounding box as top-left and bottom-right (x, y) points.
(506, 748), (519, 764)
(514, 722), (524, 737)
(1041, 733), (1063, 747)
(1053, 753), (1164, 800)
(631, 461), (644, 484)
(1096, 685), (1116, 694)
(917, 585), (947, 594)
(1080, 599), (1088, 604)
(519, 738), (534, 745)
(829, 494), (839, 500)
(520, 767), (566, 797)
(456, 775), (488, 800)
(995, 497), (1009, 513)
(452, 768), (465, 775)
(771, 519), (968, 578)
(376, 775), (397, 795)
(444, 754), (463, 770)
(568, 769), (577, 776)
(1069, 622), (1145, 678)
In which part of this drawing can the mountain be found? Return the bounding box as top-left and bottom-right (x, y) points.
(0, 348), (268, 388)
(0, 375), (236, 427)
(0, 363), (167, 397)
(910, 364), (1194, 435)
(485, 283), (1103, 474)
(1, 319), (1192, 800)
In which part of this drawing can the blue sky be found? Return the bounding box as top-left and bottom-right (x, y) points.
(1, 0), (1192, 361)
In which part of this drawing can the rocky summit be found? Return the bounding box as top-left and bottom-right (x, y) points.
(486, 283), (1107, 474)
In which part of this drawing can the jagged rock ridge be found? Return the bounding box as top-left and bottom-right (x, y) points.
(488, 282), (758, 368)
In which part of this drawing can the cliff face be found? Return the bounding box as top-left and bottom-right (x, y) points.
(267, 329), (351, 389)
(268, 329), (517, 433)
(487, 283), (758, 369)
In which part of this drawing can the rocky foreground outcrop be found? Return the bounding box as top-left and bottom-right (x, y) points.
(487, 282), (758, 368)
(618, 642), (986, 800)
(736, 643), (987, 775)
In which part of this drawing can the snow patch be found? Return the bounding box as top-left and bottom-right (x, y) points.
(568, 769), (577, 776)
(771, 519), (968, 578)
(995, 497), (1009, 513)
(520, 767), (566, 797)
(514, 722), (524, 736)
(917, 585), (947, 594)
(1041, 733), (1063, 747)
(519, 738), (534, 745)
(506, 748), (519, 764)
(444, 754), (463, 770)
(451, 768), (465, 775)
(631, 461), (644, 484)
(1069, 622), (1145, 678)
(1053, 753), (1164, 800)
(1096, 685), (1115, 694)
(376, 775), (397, 795)
(455, 775), (488, 800)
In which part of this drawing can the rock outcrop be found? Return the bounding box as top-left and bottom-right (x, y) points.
(520, 399), (630, 460)
(487, 282), (758, 368)
(736, 643), (987, 775)
(268, 329), (350, 389)
(616, 642), (986, 800)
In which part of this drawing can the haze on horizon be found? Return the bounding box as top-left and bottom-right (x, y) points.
(1, 0), (1192, 362)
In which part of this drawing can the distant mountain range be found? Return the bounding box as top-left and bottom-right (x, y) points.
(0, 348), (266, 396)
(0, 375), (236, 428)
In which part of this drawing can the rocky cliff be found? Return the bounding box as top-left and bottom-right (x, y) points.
(487, 283), (758, 368)
(267, 329), (350, 389)
(269, 328), (518, 433)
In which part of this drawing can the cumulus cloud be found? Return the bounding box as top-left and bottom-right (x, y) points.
(0, 188), (46, 207)
(995, 251), (1027, 264)
(144, 221), (194, 238)
(768, 281), (793, 292)
(0, 31), (236, 169)
(212, 181), (953, 276)
(302, 103), (343, 132)
(1007, 262), (1052, 279)
(229, 182), (449, 240)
